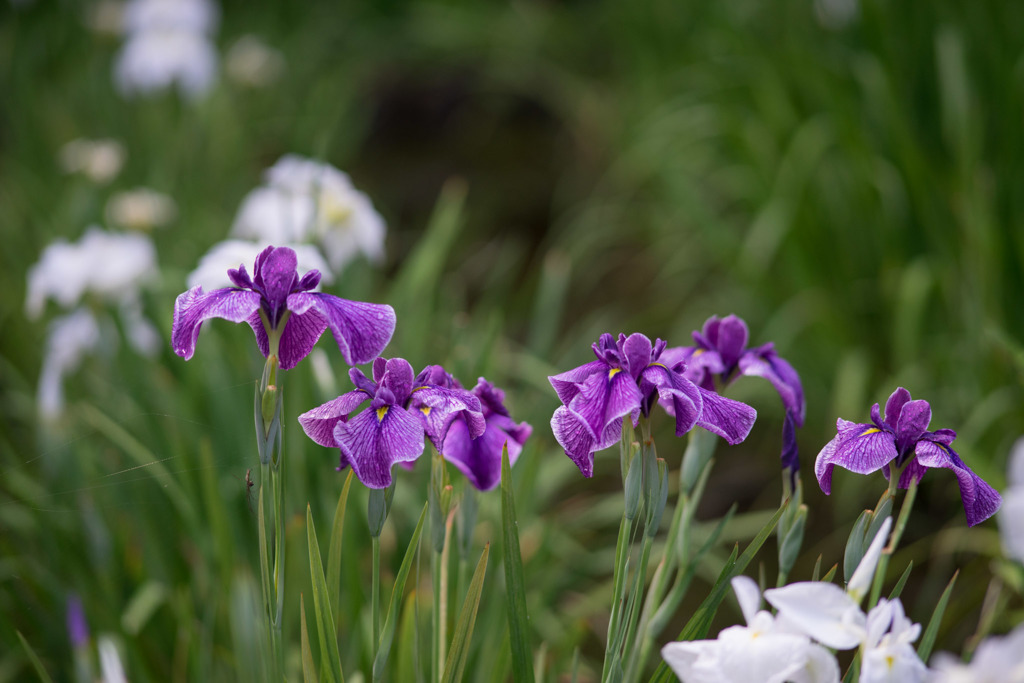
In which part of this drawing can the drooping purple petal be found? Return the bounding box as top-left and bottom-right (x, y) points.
(171, 286), (262, 360)
(287, 291), (395, 366)
(641, 363), (702, 436)
(248, 307), (330, 370)
(548, 360), (606, 405)
(814, 422), (898, 494)
(298, 390), (369, 447)
(566, 367), (643, 440)
(333, 406), (425, 489)
(694, 385), (757, 444)
(894, 399), (931, 458)
(444, 413), (532, 491)
(915, 439), (1002, 526)
(409, 385), (485, 450)
(551, 406), (621, 477)
(738, 345), (806, 427)
(780, 411), (799, 472)
(883, 388), (913, 431)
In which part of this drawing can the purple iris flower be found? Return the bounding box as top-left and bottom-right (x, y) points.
(298, 358), (485, 489)
(172, 245), (395, 370)
(815, 387), (1001, 526)
(549, 332), (757, 477)
(662, 314), (805, 471)
(442, 378), (532, 491)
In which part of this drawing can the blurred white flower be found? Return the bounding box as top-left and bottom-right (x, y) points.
(231, 155), (385, 273)
(662, 576), (839, 683)
(37, 309), (101, 420)
(106, 187), (177, 230)
(929, 622), (1024, 683)
(860, 600), (927, 683)
(26, 227), (156, 318)
(1000, 438), (1024, 563)
(114, 0), (218, 99)
(122, 0), (216, 34)
(59, 139), (126, 184)
(114, 28), (218, 98)
(186, 239), (333, 291)
(98, 635), (128, 683)
(226, 35), (285, 87)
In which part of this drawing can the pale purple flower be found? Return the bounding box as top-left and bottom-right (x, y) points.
(172, 245), (394, 370)
(814, 387), (1001, 526)
(67, 595), (89, 648)
(298, 358), (485, 489)
(549, 332), (756, 477)
(663, 314), (805, 471)
(442, 378), (532, 491)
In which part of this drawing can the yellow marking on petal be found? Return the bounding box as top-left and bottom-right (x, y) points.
(885, 655), (894, 670)
(608, 368), (621, 379)
(861, 427), (882, 436)
(692, 349), (704, 357)
(376, 406), (388, 422)
(420, 406), (432, 417)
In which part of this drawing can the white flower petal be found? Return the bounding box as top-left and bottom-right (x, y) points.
(848, 516), (892, 604)
(764, 582), (866, 650)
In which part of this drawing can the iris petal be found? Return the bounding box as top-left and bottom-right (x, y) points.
(171, 286), (262, 360)
(334, 407), (424, 489)
(915, 440), (1002, 526)
(287, 291), (395, 366)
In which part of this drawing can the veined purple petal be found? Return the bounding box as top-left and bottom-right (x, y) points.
(883, 388), (913, 431)
(378, 358), (415, 404)
(287, 291), (395, 366)
(695, 386), (756, 444)
(443, 413), (532, 491)
(780, 411), (799, 472)
(641, 363), (701, 436)
(915, 440), (1002, 526)
(621, 333), (654, 380)
(409, 385), (485, 450)
(171, 286), (262, 360)
(257, 246), (299, 325)
(471, 377), (510, 416)
(814, 422), (898, 493)
(662, 346), (724, 389)
(548, 360), (606, 405)
(334, 406), (425, 488)
(349, 367), (377, 395)
(248, 308), (329, 370)
(738, 346), (806, 426)
(566, 367), (642, 440)
(710, 314), (749, 371)
(894, 399), (931, 458)
(927, 428), (957, 445)
(551, 406), (621, 477)
(298, 390), (369, 447)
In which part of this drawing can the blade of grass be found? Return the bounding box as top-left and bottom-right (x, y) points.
(501, 445), (535, 683)
(441, 543), (489, 683)
(917, 571), (959, 661)
(301, 594), (318, 683)
(16, 631), (54, 683)
(887, 562), (914, 600)
(373, 503), (429, 682)
(307, 504), (343, 683)
(327, 470), (354, 622)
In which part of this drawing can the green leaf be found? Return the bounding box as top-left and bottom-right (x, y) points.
(888, 562), (914, 600)
(917, 571), (958, 661)
(442, 543), (490, 683)
(257, 486), (272, 630)
(821, 564), (838, 584)
(501, 445), (536, 683)
(16, 631), (54, 683)
(327, 470), (354, 622)
(373, 503), (428, 682)
(843, 509), (871, 583)
(307, 504), (344, 683)
(301, 594), (318, 683)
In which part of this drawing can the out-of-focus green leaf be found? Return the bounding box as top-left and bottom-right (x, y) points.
(301, 594), (318, 683)
(327, 470), (354, 623)
(307, 504), (343, 683)
(918, 571), (959, 661)
(442, 543), (489, 683)
(501, 445), (535, 683)
(16, 631), (53, 683)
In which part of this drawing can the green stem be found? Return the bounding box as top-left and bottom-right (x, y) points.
(602, 513), (633, 682)
(372, 535), (381, 654)
(869, 469), (919, 607)
(431, 550), (442, 683)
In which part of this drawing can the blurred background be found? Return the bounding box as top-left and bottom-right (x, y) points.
(1, 0), (1023, 680)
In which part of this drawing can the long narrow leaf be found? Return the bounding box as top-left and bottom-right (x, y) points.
(327, 470), (355, 621)
(888, 562), (914, 601)
(301, 594), (318, 683)
(16, 631), (54, 683)
(917, 571), (958, 661)
(373, 503), (429, 682)
(307, 504), (344, 683)
(442, 543), (490, 683)
(501, 445), (535, 683)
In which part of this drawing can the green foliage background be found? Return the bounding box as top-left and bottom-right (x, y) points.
(1, 0), (1022, 680)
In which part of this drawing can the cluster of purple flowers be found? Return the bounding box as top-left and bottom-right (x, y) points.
(171, 245), (530, 491)
(172, 247), (1001, 525)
